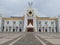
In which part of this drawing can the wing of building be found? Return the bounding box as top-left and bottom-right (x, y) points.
(0, 3), (60, 32)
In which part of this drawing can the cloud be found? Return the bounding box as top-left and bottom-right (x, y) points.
(0, 0), (60, 17)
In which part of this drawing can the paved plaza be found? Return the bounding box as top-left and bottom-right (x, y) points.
(0, 32), (60, 45)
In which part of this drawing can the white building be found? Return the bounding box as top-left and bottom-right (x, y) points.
(0, 2), (60, 32)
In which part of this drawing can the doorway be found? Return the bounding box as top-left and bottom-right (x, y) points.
(27, 28), (33, 32)
(28, 19), (33, 25)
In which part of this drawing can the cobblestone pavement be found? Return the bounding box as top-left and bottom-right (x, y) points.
(13, 33), (42, 45)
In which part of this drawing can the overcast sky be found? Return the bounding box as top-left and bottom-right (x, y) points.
(0, 0), (60, 17)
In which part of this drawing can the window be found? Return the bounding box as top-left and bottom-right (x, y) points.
(16, 27), (18, 30)
(2, 26), (4, 32)
(51, 22), (54, 24)
(13, 28), (15, 32)
(20, 21), (22, 24)
(29, 11), (32, 14)
(3, 26), (4, 30)
(45, 29), (47, 32)
(19, 28), (21, 32)
(7, 21), (9, 24)
(45, 21), (47, 24)
(52, 29), (54, 32)
(13, 21), (16, 24)
(39, 29), (41, 32)
(39, 21), (41, 24)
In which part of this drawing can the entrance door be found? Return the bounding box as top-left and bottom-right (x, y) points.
(27, 28), (33, 32)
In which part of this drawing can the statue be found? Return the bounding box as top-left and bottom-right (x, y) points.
(28, 1), (33, 8)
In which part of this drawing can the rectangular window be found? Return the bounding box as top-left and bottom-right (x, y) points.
(45, 21), (47, 24)
(19, 21), (22, 24)
(13, 21), (16, 24)
(7, 21), (9, 24)
(51, 22), (54, 24)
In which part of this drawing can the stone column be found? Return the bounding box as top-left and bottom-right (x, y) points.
(47, 27), (49, 32)
(44, 27), (45, 32)
(41, 27), (43, 32)
(43, 27), (44, 32)
(8, 27), (9, 32)
(54, 27), (56, 32)
(37, 28), (38, 32)
(49, 27), (51, 32)
(17, 27), (19, 32)
(51, 27), (52, 32)
(11, 27), (13, 32)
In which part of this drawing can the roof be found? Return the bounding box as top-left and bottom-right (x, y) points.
(36, 16), (58, 20)
(3, 16), (24, 20)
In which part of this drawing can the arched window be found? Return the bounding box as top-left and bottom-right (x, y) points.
(13, 29), (15, 32)
(39, 29), (41, 32)
(52, 29), (54, 32)
(19, 28), (21, 32)
(45, 29), (47, 32)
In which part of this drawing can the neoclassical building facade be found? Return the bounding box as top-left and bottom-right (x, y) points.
(0, 3), (60, 32)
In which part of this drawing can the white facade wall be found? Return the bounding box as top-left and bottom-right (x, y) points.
(0, 17), (58, 32)
(3, 20), (24, 32)
(0, 16), (3, 32)
(58, 17), (60, 32)
(37, 20), (57, 32)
